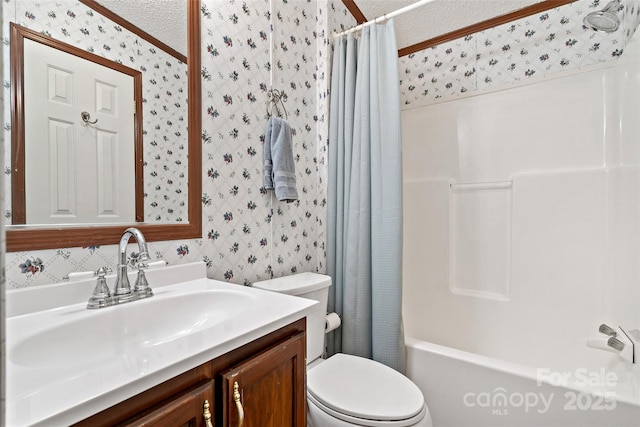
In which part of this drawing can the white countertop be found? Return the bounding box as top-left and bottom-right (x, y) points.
(6, 262), (317, 426)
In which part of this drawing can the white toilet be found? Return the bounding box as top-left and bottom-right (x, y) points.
(253, 272), (433, 427)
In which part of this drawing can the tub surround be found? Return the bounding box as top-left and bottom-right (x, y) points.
(402, 36), (640, 372)
(6, 261), (317, 426)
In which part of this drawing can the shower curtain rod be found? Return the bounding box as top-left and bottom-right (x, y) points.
(333, 0), (437, 38)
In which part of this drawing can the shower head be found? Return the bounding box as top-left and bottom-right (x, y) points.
(583, 0), (622, 33)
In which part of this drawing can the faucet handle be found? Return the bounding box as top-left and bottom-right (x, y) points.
(128, 251), (150, 268)
(96, 266), (112, 277)
(133, 262), (154, 299)
(599, 323), (618, 337)
(87, 267), (114, 309)
(607, 336), (625, 352)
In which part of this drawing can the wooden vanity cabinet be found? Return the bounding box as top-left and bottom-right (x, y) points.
(73, 318), (306, 427)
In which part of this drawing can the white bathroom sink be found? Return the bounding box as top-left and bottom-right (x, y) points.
(6, 262), (317, 427)
(10, 287), (258, 368)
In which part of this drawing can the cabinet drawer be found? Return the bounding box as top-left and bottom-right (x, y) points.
(123, 380), (214, 427)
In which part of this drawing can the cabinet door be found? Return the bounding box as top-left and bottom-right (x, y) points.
(123, 381), (214, 427)
(221, 332), (306, 427)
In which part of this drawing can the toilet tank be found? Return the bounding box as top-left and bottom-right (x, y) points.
(253, 273), (332, 363)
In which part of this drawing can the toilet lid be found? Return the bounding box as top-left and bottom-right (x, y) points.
(307, 353), (425, 423)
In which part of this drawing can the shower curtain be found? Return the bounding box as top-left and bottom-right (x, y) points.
(326, 19), (405, 373)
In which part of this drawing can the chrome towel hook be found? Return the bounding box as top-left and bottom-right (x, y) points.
(266, 89), (288, 119)
(81, 111), (98, 125)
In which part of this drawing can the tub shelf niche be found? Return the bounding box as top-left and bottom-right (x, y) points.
(450, 180), (512, 301)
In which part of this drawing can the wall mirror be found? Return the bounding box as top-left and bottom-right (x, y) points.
(6, 0), (201, 251)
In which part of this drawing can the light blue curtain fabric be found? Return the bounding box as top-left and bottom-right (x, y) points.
(327, 19), (406, 373)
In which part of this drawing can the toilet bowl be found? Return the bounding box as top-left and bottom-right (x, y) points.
(253, 273), (432, 427)
(307, 354), (431, 427)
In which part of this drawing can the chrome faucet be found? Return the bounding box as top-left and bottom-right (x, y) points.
(113, 227), (152, 303)
(86, 227), (155, 309)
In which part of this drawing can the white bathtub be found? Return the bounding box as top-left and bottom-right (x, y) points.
(406, 338), (640, 427)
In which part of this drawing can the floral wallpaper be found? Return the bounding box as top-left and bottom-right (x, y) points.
(200, 0), (317, 284)
(2, 0), (189, 224)
(399, 0), (640, 107)
(3, 0), (354, 289)
(5, 0), (638, 289)
(624, 0), (640, 44)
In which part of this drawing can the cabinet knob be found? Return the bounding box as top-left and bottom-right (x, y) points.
(203, 399), (213, 427)
(233, 381), (245, 427)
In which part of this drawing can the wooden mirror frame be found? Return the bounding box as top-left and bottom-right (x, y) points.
(10, 24), (146, 225)
(6, 0), (201, 252)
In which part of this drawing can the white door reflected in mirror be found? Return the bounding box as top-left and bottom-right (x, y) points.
(23, 38), (136, 225)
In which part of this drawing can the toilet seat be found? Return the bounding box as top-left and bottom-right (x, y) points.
(307, 353), (426, 427)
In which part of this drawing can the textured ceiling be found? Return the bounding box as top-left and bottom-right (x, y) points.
(95, 0), (187, 56)
(352, 0), (546, 50)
